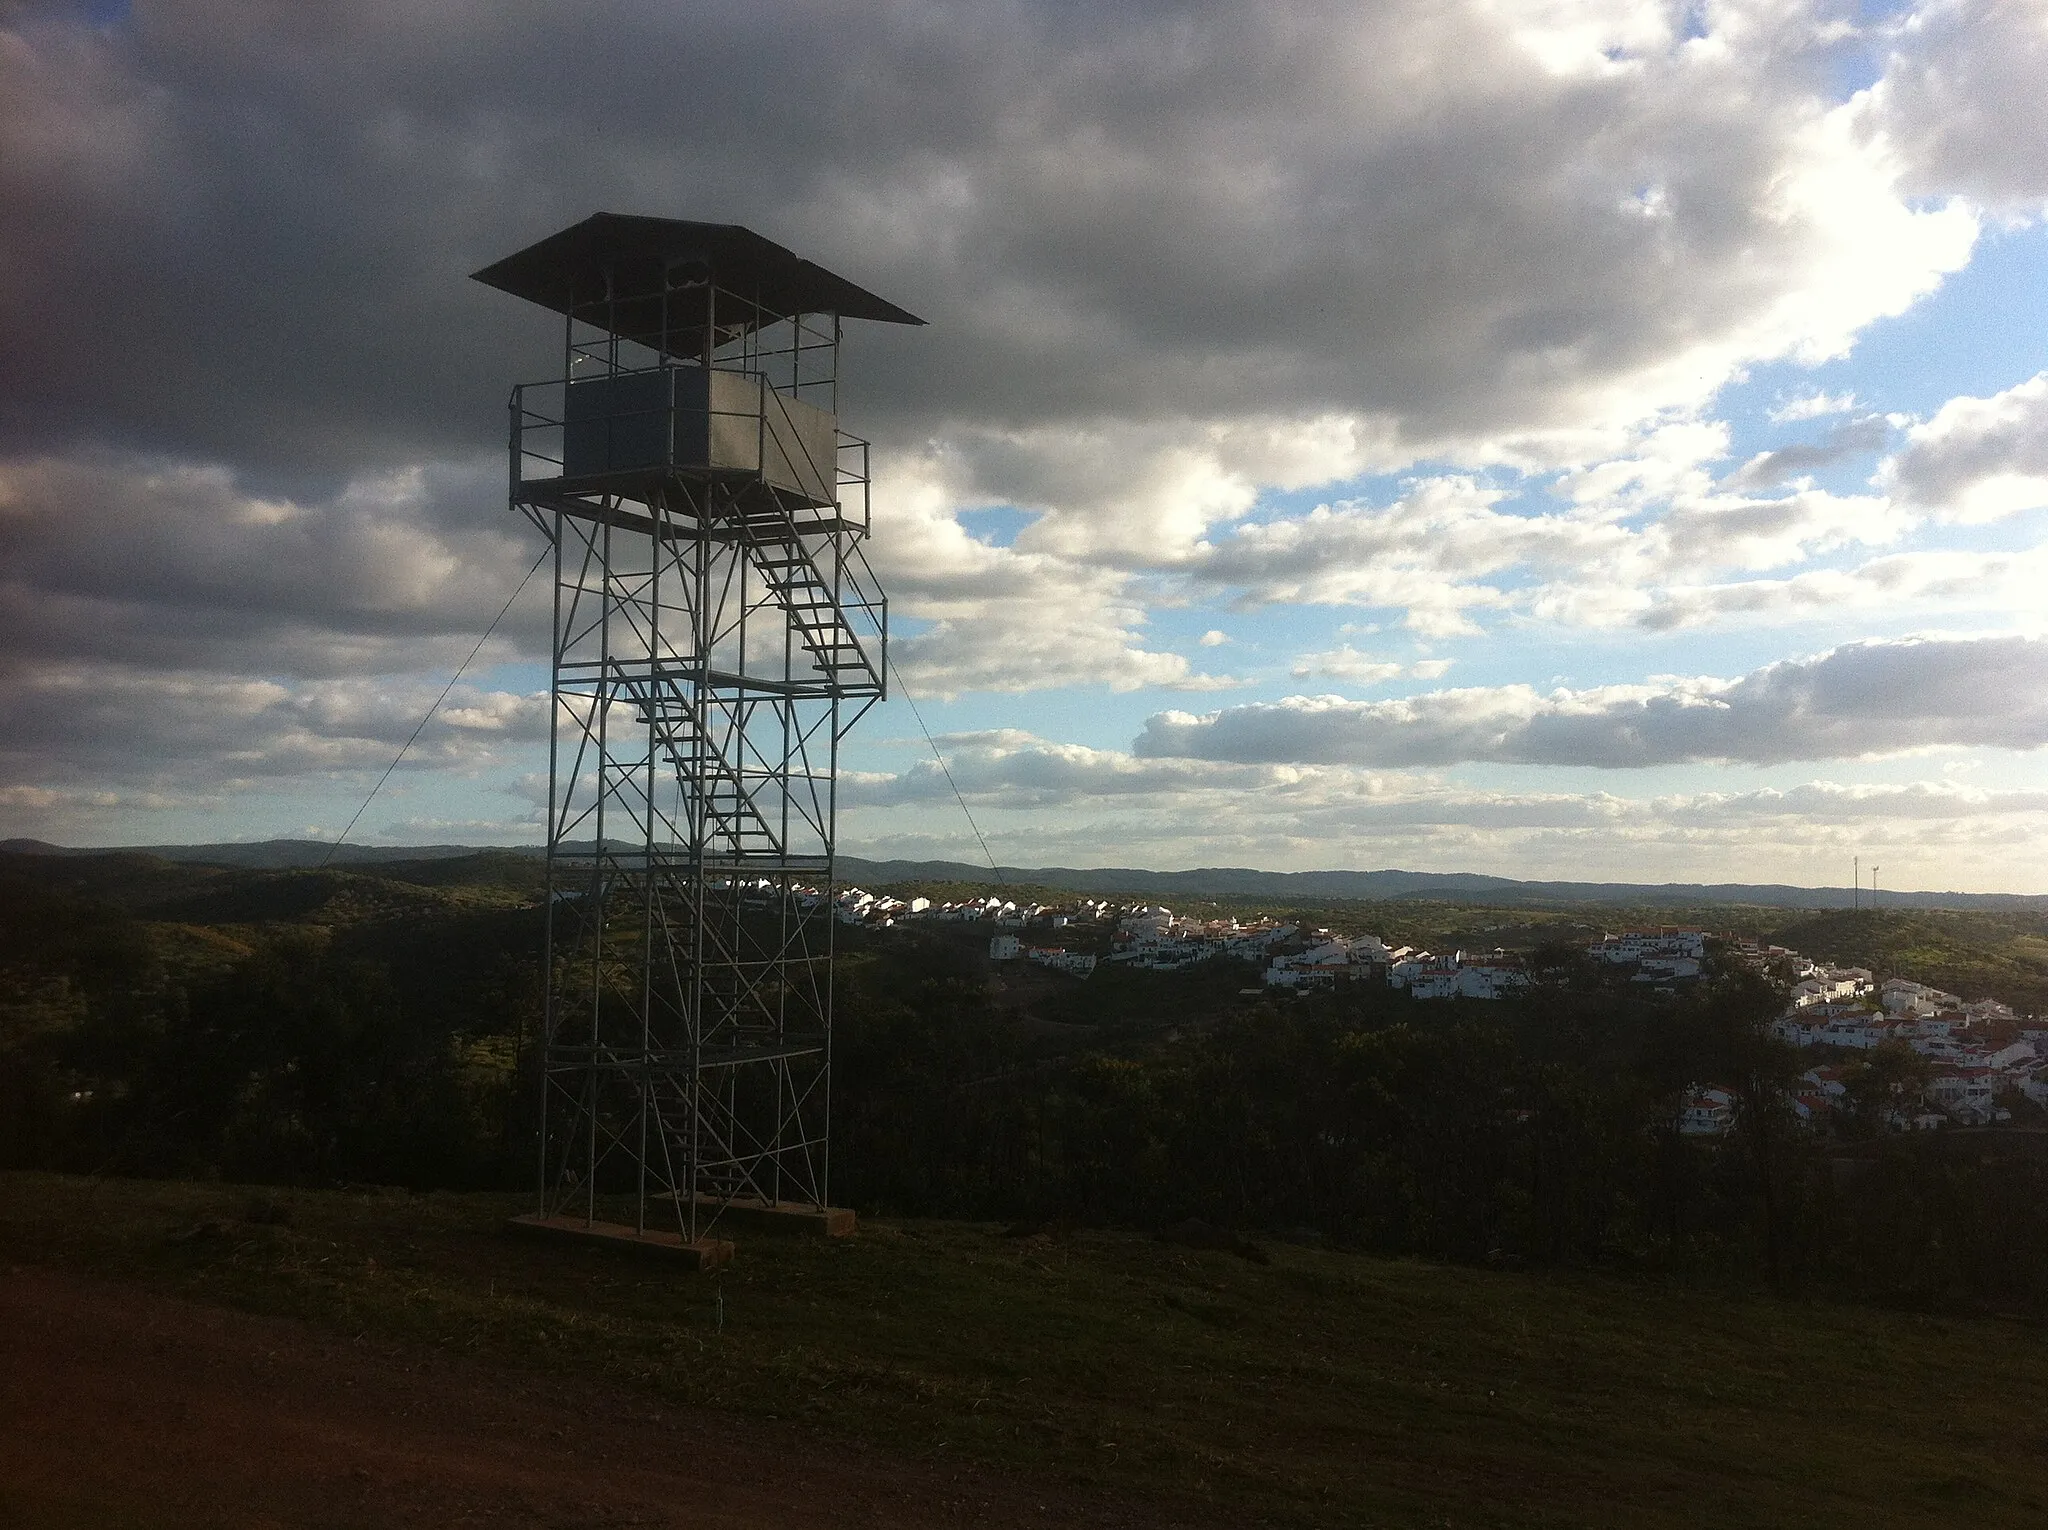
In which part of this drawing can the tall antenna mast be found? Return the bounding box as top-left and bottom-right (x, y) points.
(475, 216), (921, 1262)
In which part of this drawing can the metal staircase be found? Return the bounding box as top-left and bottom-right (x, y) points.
(748, 544), (885, 694)
(623, 682), (784, 857)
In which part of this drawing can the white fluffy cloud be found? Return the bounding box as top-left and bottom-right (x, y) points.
(1180, 472), (1921, 637)
(1134, 635), (2048, 767)
(1624, 544), (2048, 630)
(1289, 647), (1455, 686)
(840, 728), (2048, 888)
(1883, 372), (2048, 522)
(1770, 390), (1859, 423)
(871, 451), (1235, 697)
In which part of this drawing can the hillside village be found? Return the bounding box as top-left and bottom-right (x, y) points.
(1754, 960), (2038, 1130)
(830, 884), (2046, 1137)
(828, 883), (1700, 999)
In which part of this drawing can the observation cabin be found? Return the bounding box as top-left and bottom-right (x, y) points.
(473, 214), (923, 524)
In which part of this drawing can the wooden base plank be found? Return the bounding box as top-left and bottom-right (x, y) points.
(504, 1213), (735, 1270)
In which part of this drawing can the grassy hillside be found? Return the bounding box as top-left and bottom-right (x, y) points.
(0, 848), (540, 923)
(10, 848), (2040, 1017)
(5, 1172), (2048, 1530)
(1758, 908), (2048, 1015)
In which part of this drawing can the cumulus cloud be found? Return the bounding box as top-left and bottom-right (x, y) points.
(1770, 390), (1858, 423)
(1626, 543), (2048, 630)
(840, 729), (2048, 889)
(0, 662), (546, 792)
(843, 735), (1293, 811)
(1882, 372), (2048, 522)
(1289, 646), (1453, 686)
(1183, 473), (1915, 637)
(1133, 635), (2048, 767)
(1185, 478), (1553, 636)
(0, 452), (543, 675)
(1873, 0), (2048, 211)
(872, 450), (1234, 697)
(1669, 779), (2048, 823)
(846, 730), (2048, 824)
(1291, 647), (1406, 685)
(1719, 415), (1892, 492)
(860, 774), (2048, 837)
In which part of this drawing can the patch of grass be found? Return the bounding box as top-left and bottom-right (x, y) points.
(138, 920), (256, 975)
(6, 1172), (2048, 1527)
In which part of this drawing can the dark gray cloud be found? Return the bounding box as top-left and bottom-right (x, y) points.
(0, 0), (2030, 831)
(0, 0), (1953, 480)
(0, 451), (541, 675)
(1133, 635), (2048, 767)
(1719, 415), (1891, 491)
(1874, 0), (2048, 210)
(0, 661), (544, 791)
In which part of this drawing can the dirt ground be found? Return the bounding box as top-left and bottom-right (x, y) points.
(0, 1266), (1211, 1530)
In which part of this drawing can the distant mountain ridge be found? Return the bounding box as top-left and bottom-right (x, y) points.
(4, 838), (2043, 911)
(834, 857), (2048, 912)
(0, 838), (503, 869)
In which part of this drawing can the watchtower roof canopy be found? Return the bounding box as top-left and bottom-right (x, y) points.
(471, 214), (923, 349)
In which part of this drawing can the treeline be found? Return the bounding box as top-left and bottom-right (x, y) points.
(6, 862), (2048, 1311)
(834, 932), (2048, 1308)
(0, 868), (541, 1190)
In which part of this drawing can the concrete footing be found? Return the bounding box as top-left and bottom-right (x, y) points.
(504, 1213), (734, 1270)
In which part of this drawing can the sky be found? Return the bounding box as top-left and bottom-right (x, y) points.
(2, 0), (2046, 891)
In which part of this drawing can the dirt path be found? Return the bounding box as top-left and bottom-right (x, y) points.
(0, 1266), (1205, 1529)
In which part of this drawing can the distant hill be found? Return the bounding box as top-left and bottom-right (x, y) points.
(5, 839), (2042, 911)
(0, 838), (519, 870)
(834, 856), (2048, 912)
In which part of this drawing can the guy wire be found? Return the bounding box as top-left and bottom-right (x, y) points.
(319, 545), (550, 870)
(885, 655), (1006, 889)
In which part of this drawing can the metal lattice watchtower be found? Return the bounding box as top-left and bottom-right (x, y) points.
(473, 215), (919, 1256)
